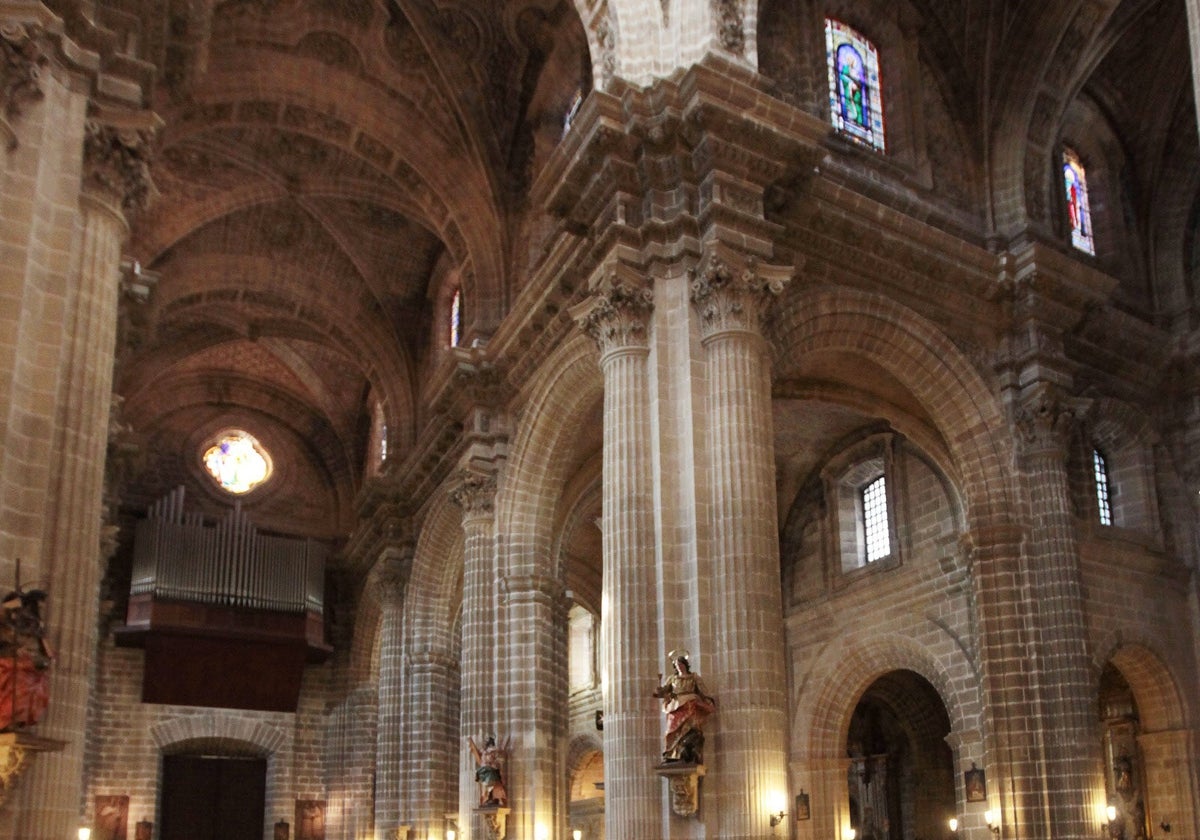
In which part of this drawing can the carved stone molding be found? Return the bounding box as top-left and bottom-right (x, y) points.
(656, 762), (705, 817)
(1, 22), (46, 140)
(577, 272), (654, 358)
(83, 120), (157, 215)
(689, 250), (791, 339)
(450, 470), (497, 519)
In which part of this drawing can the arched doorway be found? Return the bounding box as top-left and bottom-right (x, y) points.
(160, 752), (268, 840)
(1099, 662), (1150, 840)
(846, 670), (955, 840)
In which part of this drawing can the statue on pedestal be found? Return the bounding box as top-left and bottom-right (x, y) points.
(653, 649), (716, 765)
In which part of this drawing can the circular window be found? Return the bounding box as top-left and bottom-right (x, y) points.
(201, 430), (272, 495)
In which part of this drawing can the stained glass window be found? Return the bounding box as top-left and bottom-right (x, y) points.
(202, 430), (272, 495)
(1063, 147), (1095, 255)
(861, 475), (890, 562)
(1093, 448), (1112, 526)
(826, 19), (885, 152)
(449, 287), (462, 347)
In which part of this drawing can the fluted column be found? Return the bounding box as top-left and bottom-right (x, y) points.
(578, 276), (661, 838)
(374, 547), (414, 838)
(690, 251), (791, 839)
(451, 471), (498, 840)
(1014, 384), (1105, 840)
(16, 120), (154, 839)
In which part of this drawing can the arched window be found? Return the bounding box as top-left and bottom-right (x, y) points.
(825, 19), (885, 152)
(1063, 147), (1095, 255)
(372, 400), (388, 467)
(201, 430), (272, 495)
(449, 287), (463, 347)
(1093, 447), (1113, 526)
(861, 474), (891, 562)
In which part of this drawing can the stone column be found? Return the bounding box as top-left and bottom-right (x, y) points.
(374, 546), (414, 839)
(1014, 383), (1105, 840)
(689, 251), (791, 839)
(400, 650), (458, 838)
(451, 471), (498, 840)
(578, 276), (661, 838)
(16, 119), (154, 839)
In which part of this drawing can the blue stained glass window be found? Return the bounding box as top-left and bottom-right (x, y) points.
(449, 287), (462, 347)
(202, 430), (272, 494)
(1063, 147), (1095, 255)
(826, 19), (885, 152)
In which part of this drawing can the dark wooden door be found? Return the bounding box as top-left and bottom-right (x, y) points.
(161, 754), (267, 840)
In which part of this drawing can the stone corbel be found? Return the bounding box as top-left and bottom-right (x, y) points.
(656, 762), (705, 817)
(474, 806), (509, 840)
(0, 732), (65, 806)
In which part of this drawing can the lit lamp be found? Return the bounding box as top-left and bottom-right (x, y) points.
(844, 828), (858, 840)
(573, 831), (583, 840)
(985, 810), (1000, 836)
(948, 818), (959, 835)
(78, 829), (91, 840)
(447, 831), (456, 840)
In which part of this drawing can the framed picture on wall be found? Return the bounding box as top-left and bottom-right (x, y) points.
(94, 795), (129, 840)
(295, 800), (326, 840)
(964, 764), (987, 802)
(795, 791), (811, 821)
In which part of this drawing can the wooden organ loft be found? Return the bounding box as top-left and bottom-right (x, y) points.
(115, 487), (331, 712)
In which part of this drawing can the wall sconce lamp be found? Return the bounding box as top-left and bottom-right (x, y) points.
(948, 817), (959, 836)
(770, 810), (787, 829)
(78, 829), (91, 840)
(985, 810), (1000, 836)
(843, 828), (858, 840)
(573, 831), (583, 840)
(447, 831), (456, 840)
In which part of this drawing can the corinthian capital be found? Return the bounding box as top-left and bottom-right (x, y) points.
(577, 269), (654, 358)
(83, 119), (158, 215)
(1, 23), (46, 131)
(689, 250), (791, 339)
(450, 470), (497, 518)
(1014, 383), (1087, 457)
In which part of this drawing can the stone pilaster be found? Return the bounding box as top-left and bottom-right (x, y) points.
(578, 272), (661, 839)
(16, 117), (154, 840)
(1187, 0), (1200, 135)
(1013, 383), (1105, 840)
(451, 471), (498, 840)
(373, 546), (414, 839)
(690, 249), (791, 839)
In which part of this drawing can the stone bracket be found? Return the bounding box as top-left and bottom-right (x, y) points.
(0, 731), (65, 806)
(656, 762), (705, 817)
(474, 805), (509, 840)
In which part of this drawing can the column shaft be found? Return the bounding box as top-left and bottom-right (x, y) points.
(580, 280), (662, 838)
(692, 255), (790, 839)
(17, 190), (125, 838)
(374, 550), (412, 837)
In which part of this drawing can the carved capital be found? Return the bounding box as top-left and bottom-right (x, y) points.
(1014, 384), (1085, 457)
(711, 0), (744, 54)
(578, 271), (654, 358)
(0, 23), (46, 134)
(371, 546), (413, 605)
(83, 120), (157, 215)
(450, 470), (497, 518)
(689, 251), (791, 339)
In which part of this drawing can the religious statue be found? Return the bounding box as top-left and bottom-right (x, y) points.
(468, 735), (509, 808)
(653, 649), (716, 765)
(0, 577), (52, 731)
